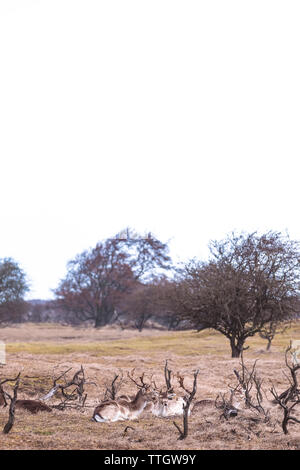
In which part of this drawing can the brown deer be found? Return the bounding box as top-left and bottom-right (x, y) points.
(149, 362), (190, 417)
(92, 371), (155, 423)
(1, 380), (52, 413)
(92, 387), (155, 422)
(15, 400), (52, 414)
(1, 393), (52, 413)
(148, 382), (189, 417)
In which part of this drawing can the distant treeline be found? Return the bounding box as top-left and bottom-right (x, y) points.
(21, 298), (190, 330)
(1, 228), (300, 357)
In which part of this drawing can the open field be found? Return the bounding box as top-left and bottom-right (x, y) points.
(1, 322), (300, 450)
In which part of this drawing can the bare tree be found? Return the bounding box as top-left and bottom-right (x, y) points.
(173, 370), (199, 440)
(121, 277), (173, 331)
(2, 373), (21, 434)
(151, 277), (184, 330)
(232, 354), (269, 420)
(270, 343), (300, 434)
(121, 283), (155, 331)
(103, 373), (124, 401)
(169, 231), (300, 357)
(41, 366), (91, 410)
(164, 360), (174, 394)
(55, 229), (171, 328)
(259, 321), (290, 351)
(215, 390), (239, 420)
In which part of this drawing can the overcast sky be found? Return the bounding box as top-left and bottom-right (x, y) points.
(0, 0), (299, 299)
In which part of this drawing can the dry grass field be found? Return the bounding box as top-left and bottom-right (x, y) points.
(1, 322), (300, 450)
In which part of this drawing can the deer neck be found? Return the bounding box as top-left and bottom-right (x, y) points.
(130, 389), (148, 410)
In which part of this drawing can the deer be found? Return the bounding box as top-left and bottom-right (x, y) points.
(150, 387), (188, 417)
(1, 375), (53, 413)
(15, 400), (52, 414)
(1, 387), (52, 414)
(148, 361), (192, 417)
(92, 371), (155, 423)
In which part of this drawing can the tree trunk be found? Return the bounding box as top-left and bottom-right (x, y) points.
(230, 337), (245, 358)
(94, 306), (113, 328)
(135, 314), (151, 332)
(94, 316), (104, 328)
(167, 316), (180, 331)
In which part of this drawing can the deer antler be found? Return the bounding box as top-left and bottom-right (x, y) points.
(127, 369), (150, 390)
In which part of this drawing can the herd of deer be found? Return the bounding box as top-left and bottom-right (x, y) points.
(92, 375), (189, 423)
(0, 363), (198, 425)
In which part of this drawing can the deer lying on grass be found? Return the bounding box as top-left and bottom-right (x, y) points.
(151, 392), (187, 417)
(1, 366), (89, 414)
(1, 382), (52, 413)
(15, 400), (52, 414)
(149, 363), (192, 418)
(92, 372), (155, 423)
(93, 388), (155, 422)
(116, 389), (187, 417)
(1, 394), (53, 414)
(148, 381), (192, 418)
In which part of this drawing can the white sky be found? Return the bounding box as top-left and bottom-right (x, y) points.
(0, 0), (299, 300)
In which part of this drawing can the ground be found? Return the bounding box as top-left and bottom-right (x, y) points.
(1, 322), (300, 450)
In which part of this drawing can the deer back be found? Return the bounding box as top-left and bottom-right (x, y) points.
(15, 400), (52, 413)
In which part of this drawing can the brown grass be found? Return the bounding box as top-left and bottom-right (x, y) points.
(1, 322), (300, 450)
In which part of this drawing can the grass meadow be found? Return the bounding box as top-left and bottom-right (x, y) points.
(1, 322), (300, 450)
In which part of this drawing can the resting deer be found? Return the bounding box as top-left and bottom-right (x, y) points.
(1, 389), (52, 413)
(92, 371), (155, 423)
(150, 389), (189, 417)
(93, 388), (154, 422)
(149, 366), (195, 418)
(15, 400), (52, 414)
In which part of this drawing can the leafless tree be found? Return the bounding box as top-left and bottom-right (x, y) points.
(1, 373), (21, 434)
(215, 389), (239, 420)
(150, 360), (175, 397)
(55, 228), (171, 328)
(121, 282), (157, 332)
(168, 231), (300, 357)
(259, 321), (290, 351)
(164, 360), (174, 394)
(173, 370), (199, 439)
(270, 343), (300, 434)
(232, 354), (269, 420)
(103, 373), (124, 401)
(41, 366), (91, 410)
